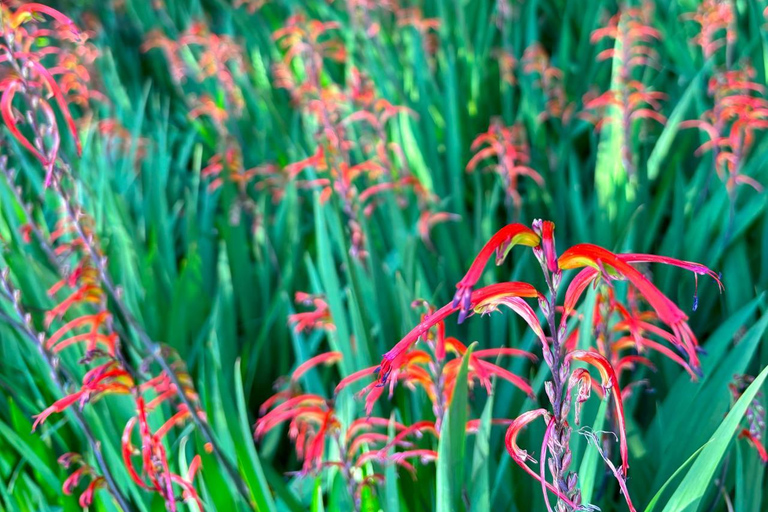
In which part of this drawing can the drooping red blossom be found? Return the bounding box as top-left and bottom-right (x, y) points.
(558, 244), (721, 375)
(58, 453), (107, 507)
(504, 409), (580, 508)
(452, 223), (540, 320)
(568, 350), (629, 473)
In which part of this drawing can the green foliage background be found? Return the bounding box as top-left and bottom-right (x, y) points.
(0, 0), (766, 511)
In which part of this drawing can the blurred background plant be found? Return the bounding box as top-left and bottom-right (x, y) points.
(0, 0), (765, 511)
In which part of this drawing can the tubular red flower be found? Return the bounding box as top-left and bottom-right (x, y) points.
(435, 318), (447, 361)
(62, 466), (87, 494)
(386, 449), (438, 467)
(377, 282), (539, 386)
(291, 352), (342, 382)
(613, 337), (699, 380)
(255, 394), (327, 436)
(345, 417), (407, 443)
(334, 366), (378, 395)
(505, 409), (549, 462)
(540, 417), (556, 512)
(567, 368), (592, 425)
(472, 294), (548, 349)
(559, 244), (721, 372)
(121, 416), (152, 490)
(78, 477), (105, 507)
(473, 347), (539, 361)
(534, 220), (558, 274)
(470, 359), (535, 399)
(452, 224), (540, 322)
(504, 409), (579, 508)
(738, 429), (768, 463)
(568, 350), (629, 473)
(347, 432), (412, 456)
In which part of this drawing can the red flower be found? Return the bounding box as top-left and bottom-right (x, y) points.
(568, 350), (629, 474)
(504, 409), (579, 509)
(452, 223), (540, 321)
(32, 361), (133, 431)
(378, 282), (539, 386)
(559, 244), (721, 374)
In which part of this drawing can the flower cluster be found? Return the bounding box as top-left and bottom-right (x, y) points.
(466, 119), (543, 216)
(681, 67), (767, 196)
(371, 220), (720, 510)
(30, 207), (209, 509)
(143, 22), (246, 116)
(256, 351), (443, 510)
(0, 3), (88, 184)
(583, 2), (666, 176)
(260, 284), (537, 510)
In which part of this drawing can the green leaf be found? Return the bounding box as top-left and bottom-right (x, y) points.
(437, 343), (475, 512)
(468, 388), (493, 510)
(661, 364), (768, 512)
(310, 478), (325, 512)
(385, 414), (402, 512)
(643, 441), (711, 512)
(234, 358), (277, 512)
(646, 67), (704, 181)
